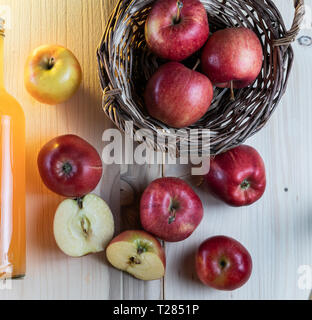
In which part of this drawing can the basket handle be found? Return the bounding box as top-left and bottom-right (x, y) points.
(273, 0), (305, 46)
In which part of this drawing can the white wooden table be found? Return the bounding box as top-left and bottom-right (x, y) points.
(0, 0), (311, 300)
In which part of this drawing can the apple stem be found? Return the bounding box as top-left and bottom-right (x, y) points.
(192, 59), (200, 71)
(197, 177), (204, 187)
(230, 81), (235, 101)
(48, 57), (55, 70)
(76, 197), (84, 209)
(169, 209), (176, 224)
(169, 198), (179, 224)
(175, 1), (183, 24)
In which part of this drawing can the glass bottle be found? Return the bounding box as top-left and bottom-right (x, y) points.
(0, 18), (26, 279)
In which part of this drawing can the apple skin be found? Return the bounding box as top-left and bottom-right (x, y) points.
(203, 145), (266, 207)
(24, 44), (82, 105)
(106, 230), (166, 281)
(196, 236), (252, 291)
(140, 177), (203, 242)
(144, 62), (213, 128)
(145, 0), (209, 61)
(38, 135), (103, 198)
(201, 27), (263, 88)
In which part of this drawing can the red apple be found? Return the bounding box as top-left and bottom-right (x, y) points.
(140, 177), (203, 242)
(144, 62), (213, 128)
(145, 0), (209, 61)
(203, 145), (266, 207)
(106, 230), (166, 281)
(38, 135), (103, 197)
(196, 236), (252, 291)
(201, 27), (263, 88)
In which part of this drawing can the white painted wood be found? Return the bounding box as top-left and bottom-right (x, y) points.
(0, 0), (311, 300)
(164, 0), (312, 300)
(120, 162), (164, 300)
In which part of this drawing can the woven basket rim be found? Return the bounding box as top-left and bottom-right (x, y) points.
(97, 0), (305, 156)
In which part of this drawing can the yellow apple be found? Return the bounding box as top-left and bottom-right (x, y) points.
(24, 44), (82, 105)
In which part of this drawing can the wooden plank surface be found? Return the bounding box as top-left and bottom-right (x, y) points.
(0, 0), (311, 300)
(120, 162), (164, 300)
(163, 0), (312, 300)
(0, 0), (120, 300)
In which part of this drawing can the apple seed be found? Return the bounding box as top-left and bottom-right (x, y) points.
(129, 256), (141, 265)
(80, 216), (91, 238)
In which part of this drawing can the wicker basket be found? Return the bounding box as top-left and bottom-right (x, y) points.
(97, 0), (305, 156)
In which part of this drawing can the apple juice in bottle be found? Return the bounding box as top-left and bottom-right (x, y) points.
(0, 18), (26, 279)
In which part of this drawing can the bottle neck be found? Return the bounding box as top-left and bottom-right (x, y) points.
(0, 34), (4, 89)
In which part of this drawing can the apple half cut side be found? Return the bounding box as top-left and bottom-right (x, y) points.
(106, 230), (166, 281)
(53, 194), (115, 257)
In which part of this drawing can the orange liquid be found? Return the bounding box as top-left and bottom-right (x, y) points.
(0, 34), (26, 279)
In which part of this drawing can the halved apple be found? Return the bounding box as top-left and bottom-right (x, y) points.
(106, 230), (166, 281)
(53, 194), (115, 257)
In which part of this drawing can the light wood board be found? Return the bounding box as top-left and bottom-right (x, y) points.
(0, 0), (311, 300)
(0, 0), (120, 300)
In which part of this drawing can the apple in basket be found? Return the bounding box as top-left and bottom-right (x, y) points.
(145, 0), (209, 61)
(203, 145), (266, 207)
(201, 27), (263, 89)
(144, 62), (213, 128)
